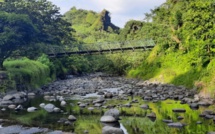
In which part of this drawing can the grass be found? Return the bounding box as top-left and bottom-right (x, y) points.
(11, 109), (47, 125)
(3, 58), (51, 90)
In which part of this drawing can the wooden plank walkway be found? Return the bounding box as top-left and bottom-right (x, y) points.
(48, 45), (154, 57)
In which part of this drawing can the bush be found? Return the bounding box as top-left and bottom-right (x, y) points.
(4, 57), (50, 90)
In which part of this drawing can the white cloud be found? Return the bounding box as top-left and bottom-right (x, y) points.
(49, 0), (166, 27)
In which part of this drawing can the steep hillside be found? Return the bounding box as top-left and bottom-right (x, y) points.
(64, 7), (119, 43)
(126, 0), (215, 97)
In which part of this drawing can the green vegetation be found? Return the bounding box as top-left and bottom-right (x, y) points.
(4, 58), (51, 90)
(0, 0), (72, 69)
(64, 7), (119, 44)
(125, 0), (215, 96)
(0, 0), (215, 96)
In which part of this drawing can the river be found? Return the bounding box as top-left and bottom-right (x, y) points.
(0, 74), (214, 134)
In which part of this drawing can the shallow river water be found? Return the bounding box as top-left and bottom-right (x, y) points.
(0, 94), (215, 134)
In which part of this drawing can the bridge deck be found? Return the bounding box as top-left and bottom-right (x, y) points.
(48, 46), (154, 57)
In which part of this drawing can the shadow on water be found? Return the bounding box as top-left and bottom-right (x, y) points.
(0, 96), (215, 134)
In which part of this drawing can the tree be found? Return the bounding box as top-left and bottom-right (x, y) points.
(0, 0), (73, 45)
(0, 0), (74, 69)
(0, 11), (37, 69)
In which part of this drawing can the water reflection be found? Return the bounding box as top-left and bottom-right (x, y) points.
(0, 96), (215, 134)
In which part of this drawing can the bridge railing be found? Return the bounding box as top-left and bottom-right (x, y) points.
(47, 39), (156, 57)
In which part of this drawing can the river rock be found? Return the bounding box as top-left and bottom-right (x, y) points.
(60, 101), (66, 107)
(79, 103), (86, 108)
(189, 103), (199, 109)
(102, 126), (124, 134)
(168, 122), (184, 128)
(28, 92), (36, 96)
(88, 107), (94, 111)
(3, 95), (14, 101)
(147, 112), (156, 119)
(39, 103), (46, 108)
(27, 107), (37, 112)
(100, 116), (117, 123)
(177, 116), (184, 120)
(104, 109), (120, 120)
(162, 119), (173, 123)
(8, 104), (16, 109)
(0, 100), (13, 106)
(104, 93), (113, 98)
(93, 97), (105, 104)
(15, 105), (23, 111)
(94, 103), (102, 107)
(172, 108), (186, 113)
(44, 103), (55, 112)
(140, 104), (149, 109)
(198, 101), (211, 107)
(68, 115), (77, 121)
(54, 107), (61, 112)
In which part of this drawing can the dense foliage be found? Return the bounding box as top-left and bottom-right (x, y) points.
(4, 57), (51, 90)
(127, 0), (215, 96)
(64, 7), (119, 44)
(0, 0), (73, 68)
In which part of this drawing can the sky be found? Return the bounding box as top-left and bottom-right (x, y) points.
(49, 0), (166, 28)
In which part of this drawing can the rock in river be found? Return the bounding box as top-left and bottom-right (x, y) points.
(102, 126), (124, 134)
(44, 103), (55, 113)
(104, 109), (120, 120)
(167, 122), (184, 128)
(27, 107), (37, 112)
(100, 116), (117, 123)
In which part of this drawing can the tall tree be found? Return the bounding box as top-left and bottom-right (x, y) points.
(0, 11), (37, 69)
(0, 0), (74, 69)
(0, 0), (73, 45)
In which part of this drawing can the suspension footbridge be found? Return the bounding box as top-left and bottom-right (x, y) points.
(47, 39), (155, 57)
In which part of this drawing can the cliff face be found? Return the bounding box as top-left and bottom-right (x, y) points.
(64, 7), (119, 33)
(100, 9), (119, 32)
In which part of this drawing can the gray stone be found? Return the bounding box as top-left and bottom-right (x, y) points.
(27, 107), (37, 112)
(28, 92), (36, 96)
(68, 115), (77, 121)
(140, 104), (149, 109)
(54, 107), (61, 112)
(44, 103), (55, 112)
(88, 107), (94, 111)
(39, 103), (46, 108)
(168, 122), (184, 128)
(79, 103), (86, 108)
(104, 109), (120, 120)
(100, 116), (117, 123)
(198, 101), (211, 106)
(60, 101), (66, 107)
(8, 104), (16, 109)
(0, 100), (13, 106)
(102, 126), (124, 134)
(189, 103), (199, 109)
(3, 95), (14, 101)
